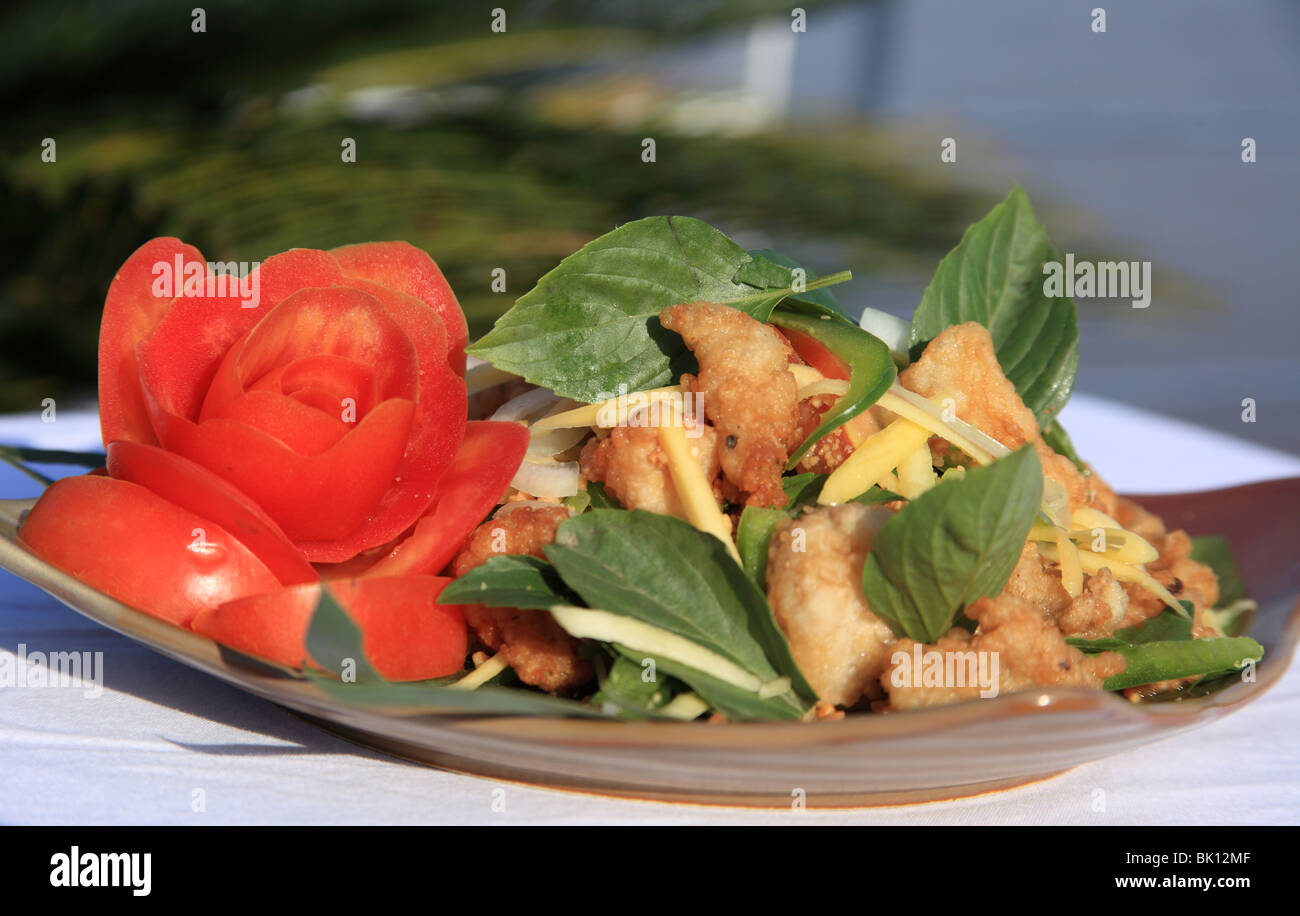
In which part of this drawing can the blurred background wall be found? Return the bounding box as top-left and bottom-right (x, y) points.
(2, 0), (1297, 451)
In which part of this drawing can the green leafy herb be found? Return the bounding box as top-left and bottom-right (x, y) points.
(738, 249), (851, 320)
(1096, 637), (1263, 692)
(304, 671), (611, 718)
(437, 554), (579, 609)
(768, 308), (897, 468)
(1068, 603), (1195, 651)
(910, 186), (1079, 426)
(544, 509), (816, 716)
(585, 480), (622, 510)
(590, 653), (681, 719)
(861, 445), (1043, 643)
(304, 587), (382, 683)
(467, 216), (849, 402)
(1190, 536), (1248, 607)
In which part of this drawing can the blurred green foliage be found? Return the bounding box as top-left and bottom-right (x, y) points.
(0, 0), (985, 412)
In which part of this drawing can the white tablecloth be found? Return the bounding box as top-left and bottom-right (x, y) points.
(1, 396), (1298, 825)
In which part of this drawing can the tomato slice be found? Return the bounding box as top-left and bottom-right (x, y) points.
(779, 327), (851, 380)
(18, 475), (281, 627)
(98, 237), (206, 447)
(330, 241), (469, 376)
(190, 576), (468, 681)
(105, 441), (317, 586)
(364, 420), (528, 578)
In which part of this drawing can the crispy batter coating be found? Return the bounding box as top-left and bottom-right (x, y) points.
(793, 397), (883, 475)
(900, 322), (1117, 513)
(900, 322), (1038, 448)
(1056, 566), (1129, 638)
(578, 420), (721, 517)
(881, 593), (1126, 711)
(660, 302), (800, 507)
(449, 506), (593, 694)
(765, 504), (897, 707)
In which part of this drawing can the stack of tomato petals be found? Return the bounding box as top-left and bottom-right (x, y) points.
(18, 238), (528, 681)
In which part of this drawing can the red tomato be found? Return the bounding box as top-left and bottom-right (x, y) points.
(780, 327), (851, 380)
(105, 440), (317, 586)
(330, 241), (469, 375)
(364, 420), (528, 578)
(19, 476), (281, 627)
(190, 577), (468, 681)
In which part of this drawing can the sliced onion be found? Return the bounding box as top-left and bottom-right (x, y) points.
(527, 425), (588, 459)
(464, 360), (518, 396)
(490, 386), (559, 424)
(510, 457), (580, 498)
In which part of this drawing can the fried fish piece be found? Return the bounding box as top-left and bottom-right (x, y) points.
(449, 505), (592, 694)
(765, 504), (897, 707)
(578, 420), (722, 517)
(660, 302), (800, 507)
(881, 593), (1126, 711)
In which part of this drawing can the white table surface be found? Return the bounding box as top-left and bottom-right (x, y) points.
(1, 395), (1297, 825)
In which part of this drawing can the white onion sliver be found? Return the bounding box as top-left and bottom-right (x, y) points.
(490, 386), (558, 423)
(510, 458), (580, 498)
(527, 426), (588, 458)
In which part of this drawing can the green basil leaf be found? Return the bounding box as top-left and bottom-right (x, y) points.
(624, 648), (805, 720)
(544, 509), (816, 707)
(1190, 535), (1248, 608)
(590, 653), (682, 719)
(467, 216), (847, 402)
(304, 588), (382, 683)
(738, 249), (851, 320)
(585, 480), (622, 510)
(910, 186), (1079, 426)
(438, 554), (579, 609)
(1099, 637), (1263, 691)
(769, 308), (897, 468)
(861, 444), (1043, 643)
(304, 670), (609, 718)
(1068, 603), (1195, 651)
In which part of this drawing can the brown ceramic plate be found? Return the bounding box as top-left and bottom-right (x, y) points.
(1, 478), (1297, 807)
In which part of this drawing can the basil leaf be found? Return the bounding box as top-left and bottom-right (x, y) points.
(438, 554), (579, 609)
(468, 216), (846, 402)
(1190, 535), (1248, 607)
(545, 509), (816, 707)
(304, 588), (382, 683)
(738, 249), (851, 320)
(769, 308), (897, 468)
(304, 670), (609, 718)
(910, 186), (1079, 426)
(1069, 603), (1195, 651)
(590, 653), (681, 719)
(627, 648), (804, 720)
(585, 480), (622, 510)
(861, 445), (1043, 643)
(1099, 637), (1263, 691)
